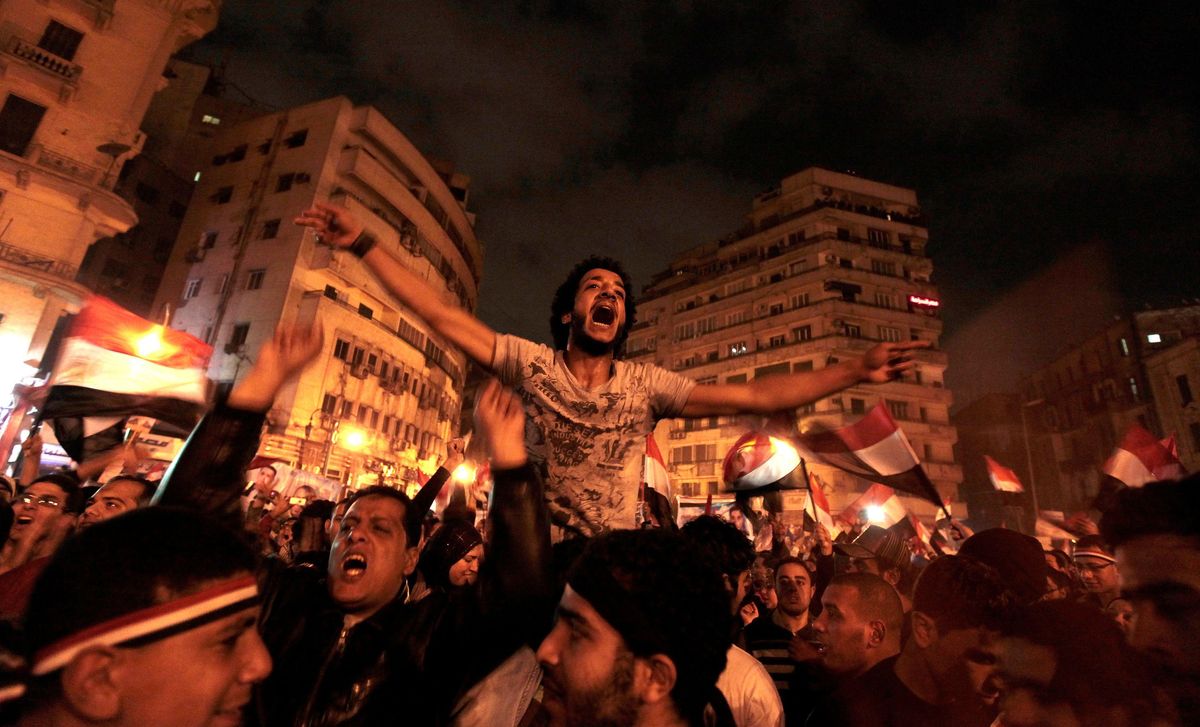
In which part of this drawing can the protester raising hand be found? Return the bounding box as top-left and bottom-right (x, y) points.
(473, 379), (526, 469)
(228, 320), (325, 412)
(294, 201), (364, 248)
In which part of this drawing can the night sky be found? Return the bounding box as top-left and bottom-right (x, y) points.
(186, 1), (1199, 405)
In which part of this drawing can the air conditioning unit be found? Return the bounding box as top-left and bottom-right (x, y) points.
(351, 363), (370, 379)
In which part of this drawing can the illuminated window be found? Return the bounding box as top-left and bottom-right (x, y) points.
(1147, 333), (1162, 343)
(201, 114), (221, 126)
(1119, 338), (1130, 356)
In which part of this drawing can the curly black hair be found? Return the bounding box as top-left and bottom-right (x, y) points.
(548, 256), (637, 356)
(682, 514), (755, 583)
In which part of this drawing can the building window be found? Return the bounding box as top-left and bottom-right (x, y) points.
(134, 182), (160, 205)
(1118, 338), (1130, 356)
(201, 231), (218, 249)
(284, 129), (308, 148)
(340, 400), (353, 419)
(168, 201), (186, 218)
(38, 20), (84, 60)
(870, 259), (897, 276)
(229, 323), (250, 348)
(1178, 374), (1194, 406)
(850, 398), (865, 415)
(324, 285), (339, 300)
(321, 393), (337, 415)
(227, 144), (246, 162)
(0, 95), (47, 157)
(837, 227), (851, 241)
(367, 353), (378, 374)
(276, 173), (295, 192)
(844, 323), (862, 338)
(789, 259), (809, 275)
(261, 219), (280, 239)
(183, 278), (201, 299)
(1191, 422), (1200, 452)
(794, 325), (812, 341)
(794, 360), (814, 372)
(246, 269), (265, 290)
(769, 303), (784, 316)
(768, 334), (786, 348)
(727, 311), (747, 326)
(790, 292), (809, 309)
(867, 228), (890, 248)
(787, 230), (805, 246)
(923, 443), (935, 462)
(1129, 377), (1139, 399)
(333, 338), (351, 360)
(874, 292), (899, 309)
(675, 322), (695, 340)
(211, 186), (233, 204)
(1147, 333), (1162, 344)
(358, 304), (374, 320)
(887, 400), (909, 420)
(879, 326), (902, 342)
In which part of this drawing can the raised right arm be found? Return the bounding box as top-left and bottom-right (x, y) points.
(294, 202), (497, 368)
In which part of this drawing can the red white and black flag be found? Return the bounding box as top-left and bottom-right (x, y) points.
(40, 297), (210, 460)
(984, 455), (1025, 493)
(795, 404), (944, 510)
(1102, 423), (1186, 487)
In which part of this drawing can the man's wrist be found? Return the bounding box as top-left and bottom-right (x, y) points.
(348, 231), (378, 258)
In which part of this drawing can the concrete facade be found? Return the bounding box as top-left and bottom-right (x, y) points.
(0, 0), (219, 461)
(628, 167), (961, 521)
(155, 96), (481, 487)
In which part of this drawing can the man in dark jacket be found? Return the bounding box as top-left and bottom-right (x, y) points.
(155, 323), (553, 725)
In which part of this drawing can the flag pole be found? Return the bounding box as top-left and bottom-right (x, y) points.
(798, 457), (815, 533)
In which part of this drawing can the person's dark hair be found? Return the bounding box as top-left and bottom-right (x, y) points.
(1001, 600), (1156, 716)
(681, 515), (754, 582)
(103, 474), (158, 506)
(912, 554), (1015, 632)
(1100, 475), (1200, 547)
(22, 508), (257, 704)
(345, 485), (419, 545)
(299, 499), (335, 521)
(959, 528), (1049, 606)
(772, 556), (812, 583)
(567, 529), (728, 724)
(418, 519), (483, 589)
(548, 256), (637, 355)
(826, 572), (904, 634)
(26, 472), (84, 514)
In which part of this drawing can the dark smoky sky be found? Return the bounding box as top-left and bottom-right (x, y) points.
(186, 1), (1199, 405)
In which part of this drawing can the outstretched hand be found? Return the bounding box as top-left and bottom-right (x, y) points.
(228, 320), (325, 412)
(856, 340), (931, 384)
(473, 379), (526, 469)
(294, 201), (364, 248)
(443, 437), (466, 472)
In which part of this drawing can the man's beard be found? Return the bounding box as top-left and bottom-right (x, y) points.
(571, 317), (618, 357)
(559, 651), (640, 727)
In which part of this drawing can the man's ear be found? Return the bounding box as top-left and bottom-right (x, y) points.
(882, 567), (901, 588)
(866, 619), (886, 647)
(60, 648), (122, 721)
(635, 654), (678, 706)
(909, 611), (938, 649)
(403, 546), (420, 577)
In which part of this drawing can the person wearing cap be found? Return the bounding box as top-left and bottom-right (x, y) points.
(297, 202), (928, 538)
(536, 528), (736, 726)
(1073, 535), (1120, 608)
(10, 507), (271, 726)
(834, 525), (912, 611)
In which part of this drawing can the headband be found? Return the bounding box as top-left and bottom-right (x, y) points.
(32, 575), (259, 676)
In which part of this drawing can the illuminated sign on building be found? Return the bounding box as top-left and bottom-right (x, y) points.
(908, 294), (940, 309)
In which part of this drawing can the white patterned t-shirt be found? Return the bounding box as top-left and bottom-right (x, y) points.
(492, 334), (695, 536)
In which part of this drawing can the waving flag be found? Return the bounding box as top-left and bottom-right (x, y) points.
(644, 433), (672, 500)
(1102, 424), (1186, 487)
(40, 297), (211, 461)
(722, 430), (802, 491)
(840, 483), (908, 529)
(985, 455), (1025, 493)
(795, 404), (943, 509)
(807, 471), (841, 538)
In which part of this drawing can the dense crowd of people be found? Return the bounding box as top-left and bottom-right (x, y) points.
(0, 202), (1195, 726)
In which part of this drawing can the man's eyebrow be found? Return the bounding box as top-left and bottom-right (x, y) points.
(555, 604), (589, 626)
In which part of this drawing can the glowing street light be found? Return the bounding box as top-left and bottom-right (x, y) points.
(134, 326), (166, 359)
(452, 463), (476, 483)
(864, 504), (887, 523)
(341, 427), (367, 450)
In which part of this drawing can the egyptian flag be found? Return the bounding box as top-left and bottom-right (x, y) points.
(985, 455), (1025, 493)
(807, 471), (842, 538)
(1102, 424), (1186, 487)
(722, 431), (803, 492)
(644, 433), (672, 500)
(40, 297), (210, 461)
(840, 483), (907, 528)
(795, 404), (944, 509)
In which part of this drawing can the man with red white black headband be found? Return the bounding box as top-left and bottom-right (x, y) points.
(296, 202), (928, 538)
(10, 507), (270, 727)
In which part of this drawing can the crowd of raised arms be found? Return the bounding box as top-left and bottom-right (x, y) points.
(0, 201), (1195, 727)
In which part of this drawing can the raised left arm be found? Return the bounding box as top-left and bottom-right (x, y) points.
(679, 340), (929, 417)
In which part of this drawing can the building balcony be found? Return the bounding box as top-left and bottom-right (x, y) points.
(0, 240), (78, 280)
(4, 36), (82, 84)
(34, 145), (105, 187)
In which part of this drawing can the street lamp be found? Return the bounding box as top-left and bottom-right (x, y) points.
(1019, 397), (1046, 519)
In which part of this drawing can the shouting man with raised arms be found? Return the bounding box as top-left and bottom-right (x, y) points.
(296, 202), (927, 536)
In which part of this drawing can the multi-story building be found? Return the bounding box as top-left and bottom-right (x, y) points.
(0, 0), (219, 459)
(629, 167), (960, 520)
(155, 96), (482, 488)
(76, 59), (261, 317)
(1021, 303), (1200, 509)
(952, 392), (1034, 530)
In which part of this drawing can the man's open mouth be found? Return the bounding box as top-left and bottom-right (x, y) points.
(342, 553), (368, 578)
(14, 515), (32, 526)
(591, 304), (616, 326)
